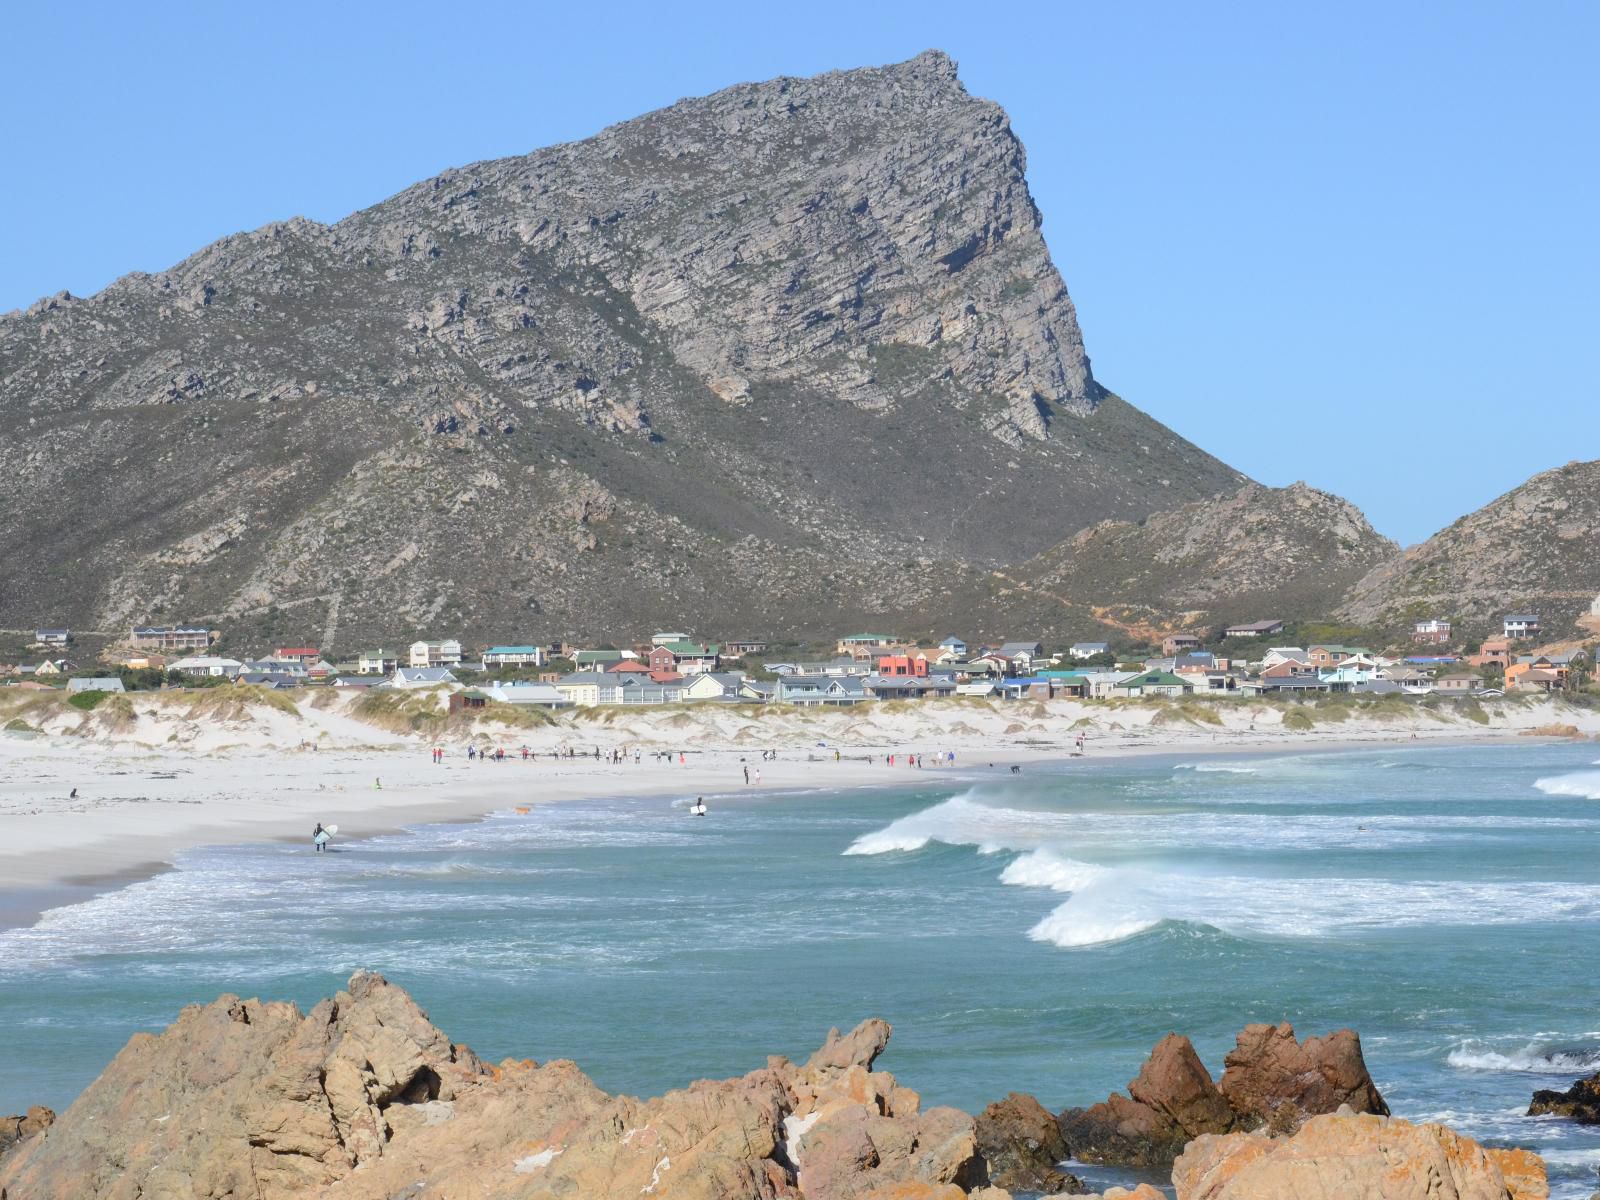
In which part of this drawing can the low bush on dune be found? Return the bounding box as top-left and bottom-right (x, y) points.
(479, 701), (556, 729)
(1454, 697), (1491, 725)
(351, 689), (449, 734)
(154, 684), (302, 722)
(1282, 708), (1315, 731)
(4, 717), (35, 732)
(67, 689), (108, 712)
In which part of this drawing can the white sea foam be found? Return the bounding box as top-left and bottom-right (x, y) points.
(1174, 763), (1258, 774)
(842, 793), (1074, 856)
(1447, 1042), (1600, 1073)
(997, 849), (1112, 892)
(1535, 771), (1600, 801)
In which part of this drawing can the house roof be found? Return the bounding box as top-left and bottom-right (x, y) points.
(394, 667), (457, 683)
(1225, 619), (1284, 632)
(658, 641), (718, 655)
(483, 645), (540, 655)
(67, 677), (124, 692)
(1504, 613), (1540, 622)
(1117, 670), (1190, 688)
(998, 641), (1043, 655)
(1070, 641), (1109, 651)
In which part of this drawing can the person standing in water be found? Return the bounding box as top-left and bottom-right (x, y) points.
(313, 822), (327, 852)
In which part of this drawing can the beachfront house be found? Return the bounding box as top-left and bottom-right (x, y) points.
(679, 672), (744, 701)
(409, 639), (463, 669)
(1434, 672), (1486, 694)
(66, 677), (124, 694)
(481, 682), (570, 709)
(1068, 642), (1110, 661)
(774, 675), (868, 706)
(168, 655), (243, 678)
(647, 640), (721, 675)
(1113, 670), (1193, 698)
(391, 666), (458, 689)
(481, 644), (545, 670)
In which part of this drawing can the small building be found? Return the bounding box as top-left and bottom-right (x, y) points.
(357, 649), (399, 676)
(877, 653), (930, 678)
(1224, 619), (1284, 639)
(723, 639), (769, 657)
(409, 639), (463, 669)
(1162, 634), (1203, 657)
(131, 625), (218, 651)
(272, 647), (322, 664)
(938, 636), (968, 658)
(997, 642), (1045, 672)
(67, 677), (125, 694)
(572, 649), (629, 671)
(481, 645), (546, 670)
(332, 675), (384, 690)
(1503, 613), (1541, 640)
(482, 682), (570, 709)
(1068, 642), (1109, 661)
(680, 673), (744, 702)
(1468, 639), (1511, 669)
(774, 675), (868, 706)
(34, 628), (72, 647)
(1411, 619), (1452, 645)
(1307, 645), (1368, 669)
(448, 689), (490, 713)
(1434, 672), (1485, 694)
(650, 631), (693, 648)
(649, 641), (720, 675)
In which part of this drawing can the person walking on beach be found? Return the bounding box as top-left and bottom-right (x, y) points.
(743, 763), (749, 785)
(313, 822), (326, 852)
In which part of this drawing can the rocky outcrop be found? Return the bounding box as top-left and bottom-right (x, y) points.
(0, 974), (993, 1200)
(0, 1107), (53, 1160)
(0, 51), (1248, 647)
(1528, 1070), (1600, 1123)
(1057, 1024), (1387, 1168)
(1217, 1022), (1389, 1127)
(1172, 1110), (1547, 1200)
(1058, 1033), (1238, 1166)
(974, 1091), (1081, 1193)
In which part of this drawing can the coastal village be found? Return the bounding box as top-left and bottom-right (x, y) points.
(4, 606), (1597, 712)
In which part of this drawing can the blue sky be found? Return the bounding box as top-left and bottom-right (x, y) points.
(5, 2), (1595, 545)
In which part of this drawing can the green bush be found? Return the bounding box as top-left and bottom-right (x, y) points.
(67, 689), (108, 711)
(1282, 708), (1315, 731)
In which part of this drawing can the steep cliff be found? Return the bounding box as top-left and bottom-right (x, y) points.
(0, 51), (1246, 648)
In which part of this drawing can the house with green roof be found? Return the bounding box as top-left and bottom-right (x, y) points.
(835, 633), (899, 658)
(1112, 669), (1194, 698)
(481, 645), (545, 669)
(647, 641), (721, 675)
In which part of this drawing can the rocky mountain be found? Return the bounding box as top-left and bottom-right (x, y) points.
(0, 50), (1250, 651)
(990, 482), (1398, 639)
(1341, 459), (1600, 637)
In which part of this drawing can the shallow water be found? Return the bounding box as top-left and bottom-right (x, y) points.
(5, 743), (1600, 1195)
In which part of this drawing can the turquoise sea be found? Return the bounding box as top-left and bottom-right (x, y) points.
(5, 743), (1600, 1196)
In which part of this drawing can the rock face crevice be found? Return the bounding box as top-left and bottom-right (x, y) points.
(0, 51), (1248, 644)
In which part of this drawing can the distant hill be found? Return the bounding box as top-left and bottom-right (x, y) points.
(1341, 460), (1600, 639)
(0, 50), (1248, 649)
(997, 482), (1398, 640)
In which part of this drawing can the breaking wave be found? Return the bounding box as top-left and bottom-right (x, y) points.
(1448, 1042), (1600, 1074)
(1535, 771), (1600, 801)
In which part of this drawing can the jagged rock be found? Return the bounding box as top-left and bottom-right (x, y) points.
(1171, 1110), (1548, 1200)
(0, 982), (987, 1200)
(1057, 1033), (1236, 1166)
(0, 1106), (53, 1159)
(1058, 1025), (1386, 1169)
(975, 1091), (1081, 1193)
(1217, 1022), (1388, 1129)
(1528, 1070), (1600, 1122)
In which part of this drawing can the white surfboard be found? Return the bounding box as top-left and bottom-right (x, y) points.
(325, 824), (339, 835)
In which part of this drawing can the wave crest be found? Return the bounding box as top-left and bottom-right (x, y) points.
(1447, 1042), (1600, 1073)
(1534, 771), (1600, 801)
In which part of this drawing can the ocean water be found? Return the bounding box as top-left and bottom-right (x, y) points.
(5, 743), (1600, 1196)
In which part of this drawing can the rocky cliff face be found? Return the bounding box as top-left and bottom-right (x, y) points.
(0, 50), (1247, 649)
(1010, 482), (1397, 635)
(1341, 459), (1600, 637)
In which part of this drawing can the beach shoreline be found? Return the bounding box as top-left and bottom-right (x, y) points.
(2, 705), (1588, 930)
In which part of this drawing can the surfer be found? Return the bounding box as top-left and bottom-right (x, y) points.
(69, 788), (78, 799)
(313, 822), (327, 852)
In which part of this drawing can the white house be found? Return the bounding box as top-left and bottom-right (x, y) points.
(391, 666), (459, 689)
(357, 649), (399, 676)
(651, 631), (692, 647)
(67, 677), (124, 693)
(482, 682), (569, 709)
(938, 636), (968, 658)
(481, 644), (545, 670)
(1261, 647), (1308, 668)
(168, 656), (244, 678)
(409, 639), (463, 669)
(1069, 642), (1110, 660)
(1503, 614), (1541, 640)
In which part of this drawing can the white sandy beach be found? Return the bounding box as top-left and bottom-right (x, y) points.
(2, 688), (1596, 916)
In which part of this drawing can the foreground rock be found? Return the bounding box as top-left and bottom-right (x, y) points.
(1528, 1070), (1600, 1123)
(1057, 1023), (1387, 1167)
(1173, 1109), (1547, 1200)
(975, 1091), (1081, 1193)
(0, 1108), (53, 1160)
(0, 973), (995, 1199)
